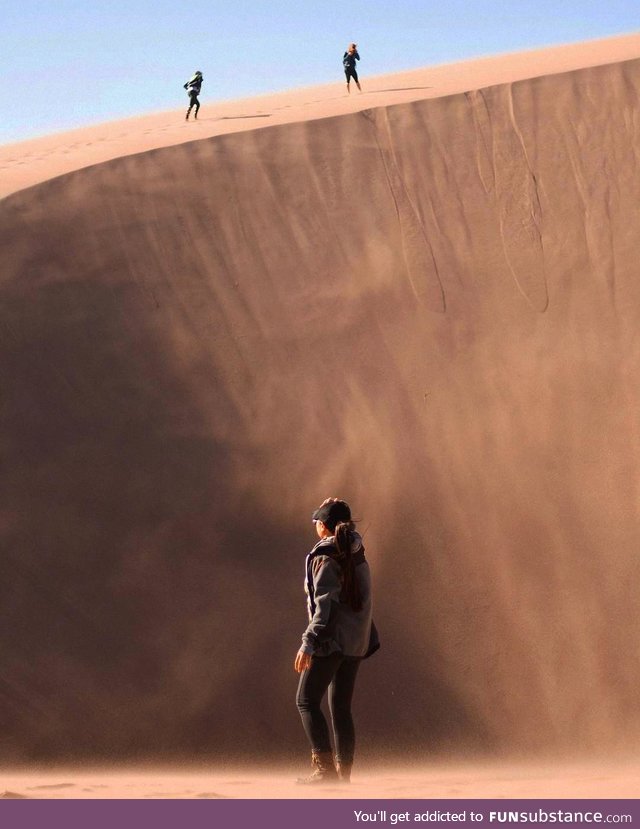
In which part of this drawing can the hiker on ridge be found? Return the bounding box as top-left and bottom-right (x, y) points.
(343, 44), (361, 93)
(184, 70), (203, 120)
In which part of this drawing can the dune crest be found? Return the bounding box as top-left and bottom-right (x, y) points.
(2, 32), (640, 200)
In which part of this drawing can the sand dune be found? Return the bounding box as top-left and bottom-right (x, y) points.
(2, 33), (640, 200)
(2, 34), (640, 779)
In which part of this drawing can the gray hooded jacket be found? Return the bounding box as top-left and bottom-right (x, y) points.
(300, 530), (373, 657)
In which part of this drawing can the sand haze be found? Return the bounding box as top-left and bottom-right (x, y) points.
(1, 33), (640, 798)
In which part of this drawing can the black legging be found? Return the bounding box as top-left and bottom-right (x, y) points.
(345, 67), (359, 84)
(187, 91), (200, 115)
(296, 652), (360, 763)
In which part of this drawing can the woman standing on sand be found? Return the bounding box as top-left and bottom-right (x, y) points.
(183, 70), (203, 120)
(343, 43), (361, 93)
(295, 498), (378, 784)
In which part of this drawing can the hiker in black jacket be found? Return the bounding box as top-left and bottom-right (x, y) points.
(184, 71), (203, 120)
(343, 44), (361, 93)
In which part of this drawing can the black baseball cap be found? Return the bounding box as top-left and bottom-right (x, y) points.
(312, 500), (352, 532)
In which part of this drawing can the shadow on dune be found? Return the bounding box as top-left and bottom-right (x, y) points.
(216, 115), (272, 120)
(367, 86), (434, 93)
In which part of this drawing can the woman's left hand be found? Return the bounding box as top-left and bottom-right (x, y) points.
(294, 649), (312, 673)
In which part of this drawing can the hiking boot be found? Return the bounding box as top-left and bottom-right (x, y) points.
(336, 759), (352, 783)
(296, 750), (338, 784)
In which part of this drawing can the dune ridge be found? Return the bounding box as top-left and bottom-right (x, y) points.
(2, 40), (640, 767)
(2, 32), (640, 201)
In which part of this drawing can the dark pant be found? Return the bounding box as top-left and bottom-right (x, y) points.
(187, 92), (200, 115)
(345, 68), (359, 84)
(296, 652), (360, 763)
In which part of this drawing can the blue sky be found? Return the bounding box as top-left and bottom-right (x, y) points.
(1, 0), (639, 144)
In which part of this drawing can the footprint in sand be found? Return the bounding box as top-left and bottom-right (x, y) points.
(1, 791), (30, 799)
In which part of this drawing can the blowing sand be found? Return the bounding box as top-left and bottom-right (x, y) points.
(2, 32), (640, 795)
(1, 759), (640, 799)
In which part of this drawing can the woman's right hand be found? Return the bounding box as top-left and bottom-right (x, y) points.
(294, 649), (312, 673)
(319, 497), (339, 507)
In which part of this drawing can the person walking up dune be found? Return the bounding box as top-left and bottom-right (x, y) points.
(343, 43), (361, 93)
(184, 70), (203, 120)
(295, 498), (379, 784)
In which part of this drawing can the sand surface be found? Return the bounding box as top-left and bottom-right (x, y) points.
(2, 33), (640, 200)
(1, 760), (639, 799)
(3, 33), (640, 771)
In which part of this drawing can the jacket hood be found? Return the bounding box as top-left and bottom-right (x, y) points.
(311, 530), (363, 558)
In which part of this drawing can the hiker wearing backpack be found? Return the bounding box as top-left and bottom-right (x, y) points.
(294, 498), (379, 785)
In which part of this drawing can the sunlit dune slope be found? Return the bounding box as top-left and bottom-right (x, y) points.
(1, 47), (640, 762)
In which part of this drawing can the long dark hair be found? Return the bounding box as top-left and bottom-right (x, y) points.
(333, 521), (362, 612)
